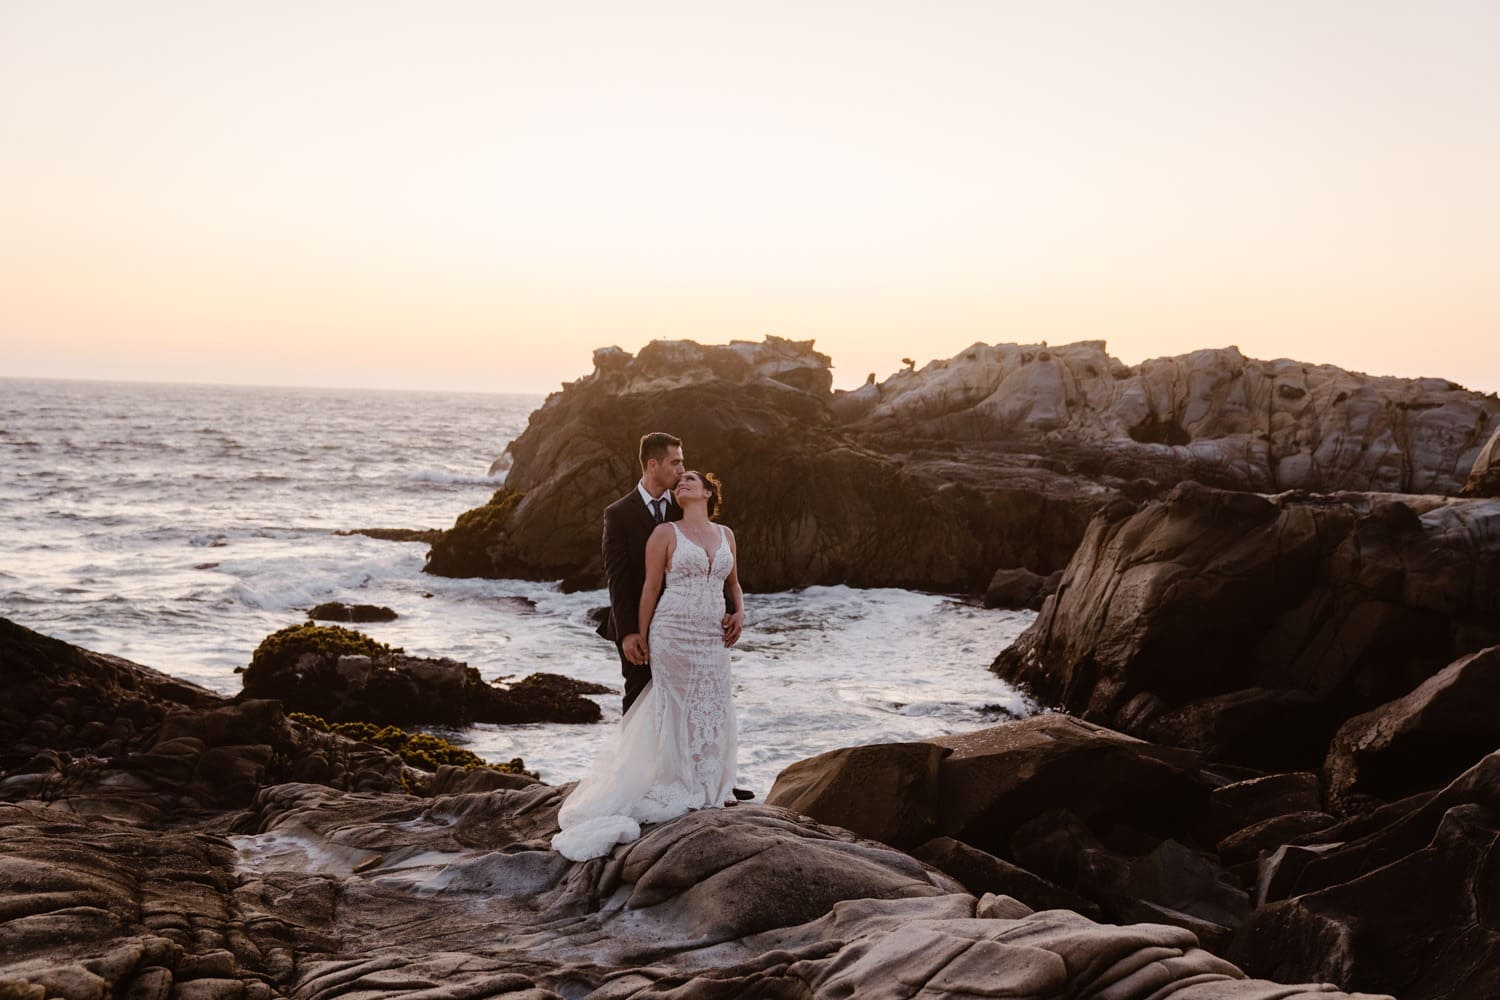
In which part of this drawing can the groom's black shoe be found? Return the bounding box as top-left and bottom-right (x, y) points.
(732, 787), (755, 801)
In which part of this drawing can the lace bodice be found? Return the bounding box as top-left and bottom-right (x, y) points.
(665, 522), (733, 599)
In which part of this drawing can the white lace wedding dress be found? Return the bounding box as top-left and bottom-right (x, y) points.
(552, 522), (738, 862)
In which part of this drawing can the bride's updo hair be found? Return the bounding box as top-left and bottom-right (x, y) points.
(700, 471), (724, 518)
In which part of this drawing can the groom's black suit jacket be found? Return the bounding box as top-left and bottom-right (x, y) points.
(597, 488), (683, 645)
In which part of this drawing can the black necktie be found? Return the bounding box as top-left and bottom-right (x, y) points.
(651, 498), (664, 523)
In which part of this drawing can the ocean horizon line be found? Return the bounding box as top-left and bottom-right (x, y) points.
(0, 372), (550, 399)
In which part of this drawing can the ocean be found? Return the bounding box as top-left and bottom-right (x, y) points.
(0, 376), (1036, 793)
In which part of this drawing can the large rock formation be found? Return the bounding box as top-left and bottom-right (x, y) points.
(840, 341), (1500, 496)
(993, 482), (1500, 772)
(1, 618), (1393, 998)
(425, 337), (1499, 591)
(425, 337), (1108, 590)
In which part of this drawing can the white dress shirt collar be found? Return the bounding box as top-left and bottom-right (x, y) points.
(637, 480), (673, 508)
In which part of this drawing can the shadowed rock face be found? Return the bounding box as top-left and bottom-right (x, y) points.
(992, 482), (1500, 771)
(424, 337), (1499, 591)
(1, 618), (1390, 999)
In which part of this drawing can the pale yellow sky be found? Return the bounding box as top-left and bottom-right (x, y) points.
(2, 1), (1497, 394)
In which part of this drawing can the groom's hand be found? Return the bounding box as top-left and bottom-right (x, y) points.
(721, 612), (743, 648)
(623, 633), (648, 665)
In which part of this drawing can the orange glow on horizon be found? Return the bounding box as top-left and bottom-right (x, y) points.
(2, 2), (1496, 395)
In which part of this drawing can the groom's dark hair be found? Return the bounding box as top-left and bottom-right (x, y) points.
(639, 432), (682, 471)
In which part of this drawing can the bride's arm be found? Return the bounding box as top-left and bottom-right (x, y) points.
(638, 527), (672, 659)
(721, 529), (744, 648)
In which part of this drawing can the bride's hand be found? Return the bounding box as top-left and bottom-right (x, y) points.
(721, 611), (744, 647)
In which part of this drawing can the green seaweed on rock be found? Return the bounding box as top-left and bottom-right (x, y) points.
(250, 622), (397, 673)
(290, 712), (535, 777)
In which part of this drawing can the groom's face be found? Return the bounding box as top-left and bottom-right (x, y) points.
(649, 446), (685, 492)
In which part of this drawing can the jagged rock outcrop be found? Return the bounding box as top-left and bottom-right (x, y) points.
(425, 337), (1498, 591)
(1242, 751), (1500, 997)
(1, 618), (1392, 999)
(425, 337), (1107, 590)
(771, 712), (1499, 998)
(1322, 644), (1500, 813)
(992, 482), (1500, 772)
(844, 341), (1500, 495)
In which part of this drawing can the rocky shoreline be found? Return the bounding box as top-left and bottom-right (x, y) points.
(1, 616), (1406, 998)
(422, 337), (1499, 595)
(7, 337), (1498, 997)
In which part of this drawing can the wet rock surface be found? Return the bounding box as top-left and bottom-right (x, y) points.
(1, 617), (1393, 998)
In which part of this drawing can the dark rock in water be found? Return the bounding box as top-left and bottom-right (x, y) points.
(307, 601), (399, 623)
(993, 482), (1500, 770)
(0, 618), (1397, 998)
(1323, 644), (1500, 814)
(982, 566), (1062, 610)
(238, 623), (602, 726)
(336, 527), (445, 543)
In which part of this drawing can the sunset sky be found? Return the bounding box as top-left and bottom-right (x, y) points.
(2, 1), (1496, 394)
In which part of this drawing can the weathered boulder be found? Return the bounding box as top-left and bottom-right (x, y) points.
(764, 741), (949, 849)
(238, 623), (607, 726)
(994, 482), (1500, 770)
(1323, 644), (1500, 813)
(929, 713), (1215, 857)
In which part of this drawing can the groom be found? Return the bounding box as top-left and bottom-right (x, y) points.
(596, 431), (686, 713)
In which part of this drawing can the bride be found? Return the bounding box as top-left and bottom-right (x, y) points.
(551, 470), (745, 862)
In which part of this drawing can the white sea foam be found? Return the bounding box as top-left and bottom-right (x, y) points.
(405, 468), (508, 486)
